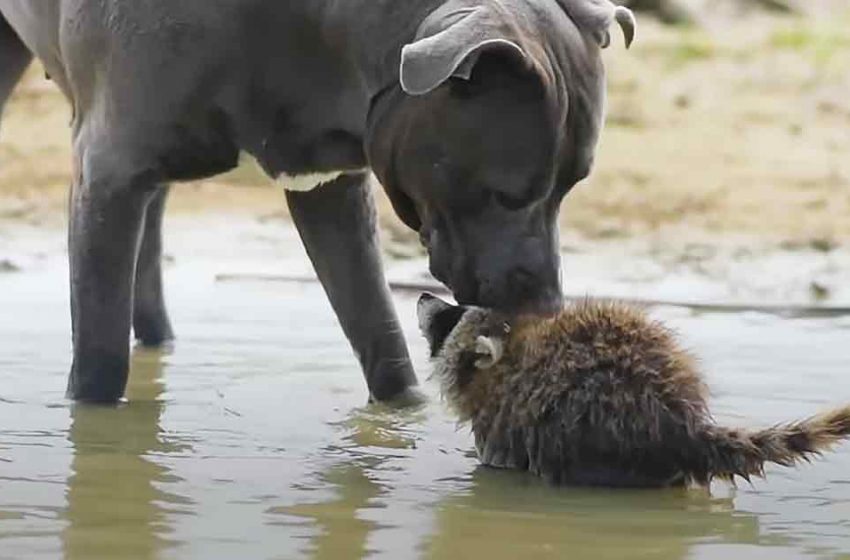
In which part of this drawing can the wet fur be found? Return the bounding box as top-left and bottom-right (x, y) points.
(423, 298), (850, 487)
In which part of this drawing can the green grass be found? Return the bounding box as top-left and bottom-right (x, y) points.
(672, 37), (715, 63)
(769, 22), (850, 65)
(656, 32), (718, 70)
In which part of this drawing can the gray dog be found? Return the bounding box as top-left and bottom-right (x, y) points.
(0, 0), (634, 404)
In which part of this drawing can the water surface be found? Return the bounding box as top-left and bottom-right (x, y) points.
(1, 250), (849, 560)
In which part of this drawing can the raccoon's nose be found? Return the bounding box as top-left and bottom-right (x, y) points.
(417, 292), (456, 329)
(418, 293), (437, 306)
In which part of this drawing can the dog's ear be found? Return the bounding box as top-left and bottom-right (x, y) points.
(417, 293), (467, 357)
(400, 5), (534, 96)
(556, 0), (636, 49)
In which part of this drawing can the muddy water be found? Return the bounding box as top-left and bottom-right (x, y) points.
(1, 229), (850, 560)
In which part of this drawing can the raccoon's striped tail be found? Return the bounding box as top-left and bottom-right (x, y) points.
(685, 405), (850, 484)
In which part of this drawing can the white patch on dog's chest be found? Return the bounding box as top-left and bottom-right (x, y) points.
(276, 170), (365, 192)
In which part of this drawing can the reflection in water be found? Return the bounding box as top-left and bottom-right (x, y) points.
(277, 402), (785, 560)
(424, 468), (773, 560)
(281, 404), (423, 560)
(285, 460), (382, 560)
(62, 349), (186, 560)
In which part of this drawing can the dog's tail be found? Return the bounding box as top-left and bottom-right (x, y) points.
(684, 405), (850, 484)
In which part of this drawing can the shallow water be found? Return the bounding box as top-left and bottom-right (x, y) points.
(1, 235), (850, 560)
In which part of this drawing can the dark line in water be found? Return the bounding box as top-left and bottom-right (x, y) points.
(214, 273), (850, 319)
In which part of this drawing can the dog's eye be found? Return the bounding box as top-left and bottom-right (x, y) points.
(493, 190), (530, 210)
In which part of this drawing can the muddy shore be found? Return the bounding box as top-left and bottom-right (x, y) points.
(1, 10), (848, 304)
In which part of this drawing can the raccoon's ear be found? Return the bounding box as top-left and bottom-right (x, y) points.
(417, 293), (467, 357)
(474, 336), (504, 369)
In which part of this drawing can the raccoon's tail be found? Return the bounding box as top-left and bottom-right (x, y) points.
(685, 405), (850, 484)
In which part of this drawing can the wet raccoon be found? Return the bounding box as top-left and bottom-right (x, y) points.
(417, 293), (850, 487)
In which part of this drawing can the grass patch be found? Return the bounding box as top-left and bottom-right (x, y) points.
(668, 35), (716, 68)
(769, 23), (850, 65)
(640, 31), (719, 71)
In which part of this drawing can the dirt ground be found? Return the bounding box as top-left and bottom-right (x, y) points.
(0, 7), (848, 253)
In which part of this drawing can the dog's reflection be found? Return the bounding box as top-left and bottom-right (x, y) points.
(281, 404), (423, 560)
(285, 460), (383, 560)
(62, 348), (186, 560)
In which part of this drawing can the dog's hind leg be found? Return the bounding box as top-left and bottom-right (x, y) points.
(133, 185), (174, 347)
(66, 132), (160, 403)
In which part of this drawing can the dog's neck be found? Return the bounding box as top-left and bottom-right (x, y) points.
(324, 0), (447, 95)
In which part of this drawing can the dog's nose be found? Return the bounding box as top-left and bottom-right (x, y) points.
(475, 266), (563, 315)
(443, 263), (479, 306)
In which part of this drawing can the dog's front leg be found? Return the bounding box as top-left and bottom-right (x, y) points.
(286, 173), (422, 405)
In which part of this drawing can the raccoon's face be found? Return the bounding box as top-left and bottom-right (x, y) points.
(417, 293), (511, 395)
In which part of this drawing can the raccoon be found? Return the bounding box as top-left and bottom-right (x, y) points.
(417, 293), (850, 487)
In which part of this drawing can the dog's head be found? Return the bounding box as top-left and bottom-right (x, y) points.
(368, 0), (635, 314)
